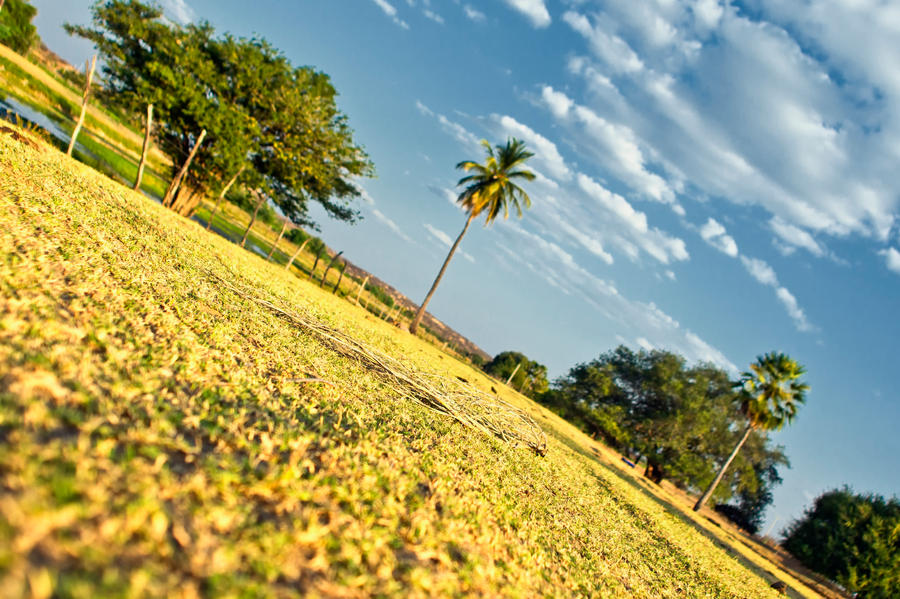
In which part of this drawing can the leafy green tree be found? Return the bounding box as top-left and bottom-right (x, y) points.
(67, 1), (372, 224)
(538, 345), (787, 517)
(0, 0), (37, 54)
(783, 488), (900, 598)
(483, 351), (549, 398)
(694, 352), (808, 511)
(409, 138), (535, 334)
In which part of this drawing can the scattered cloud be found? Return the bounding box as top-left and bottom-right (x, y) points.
(423, 9), (444, 24)
(740, 256), (778, 287)
(494, 114), (571, 181)
(159, 0), (195, 23)
(501, 0), (551, 28)
(880, 247), (900, 274)
(739, 256), (814, 332)
(371, 208), (414, 244)
(700, 218), (739, 258)
(370, 0), (410, 29)
(770, 218), (826, 257)
(462, 5), (486, 22)
(423, 223), (475, 262)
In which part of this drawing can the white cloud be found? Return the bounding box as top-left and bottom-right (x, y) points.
(502, 0), (551, 28)
(541, 86), (574, 119)
(414, 100), (433, 117)
(500, 228), (734, 371)
(740, 256), (778, 287)
(665, 270), (676, 281)
(494, 115), (571, 181)
(423, 223), (475, 262)
(700, 217), (739, 257)
(463, 5), (485, 22)
(577, 173), (648, 233)
(562, 11), (644, 74)
(770, 218), (826, 257)
(370, 0), (410, 29)
(423, 9), (444, 24)
(159, 0), (195, 23)
(371, 209), (414, 244)
(880, 247), (900, 274)
(738, 255), (814, 332)
(776, 287), (814, 332)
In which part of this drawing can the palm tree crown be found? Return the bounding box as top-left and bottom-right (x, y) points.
(738, 352), (808, 431)
(455, 138), (535, 224)
(407, 138), (535, 335)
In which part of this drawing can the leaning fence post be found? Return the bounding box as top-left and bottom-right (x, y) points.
(163, 129), (207, 208)
(333, 263), (345, 294)
(67, 55), (97, 157)
(133, 103), (153, 191)
(354, 275), (370, 305)
(319, 251), (344, 288)
(309, 248), (324, 281)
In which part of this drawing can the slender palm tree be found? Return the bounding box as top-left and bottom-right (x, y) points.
(408, 138), (535, 334)
(693, 352), (809, 511)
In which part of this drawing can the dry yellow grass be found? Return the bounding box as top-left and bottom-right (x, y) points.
(0, 128), (816, 597)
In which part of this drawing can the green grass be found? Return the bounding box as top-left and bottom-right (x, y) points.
(0, 130), (808, 598)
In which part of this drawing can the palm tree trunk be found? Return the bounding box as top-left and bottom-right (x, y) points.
(694, 423), (753, 512)
(206, 166), (244, 231)
(240, 191), (265, 248)
(267, 220), (288, 261)
(409, 212), (475, 334)
(163, 129), (207, 208)
(285, 238), (310, 271)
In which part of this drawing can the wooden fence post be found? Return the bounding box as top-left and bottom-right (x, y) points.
(308, 248), (324, 281)
(133, 103), (153, 190)
(354, 275), (370, 305)
(285, 238), (310, 271)
(163, 129), (206, 208)
(319, 251), (344, 288)
(505, 363), (521, 386)
(333, 264), (345, 294)
(206, 165), (244, 231)
(266, 219), (289, 261)
(67, 55), (97, 157)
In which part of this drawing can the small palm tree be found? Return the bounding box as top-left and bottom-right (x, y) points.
(693, 352), (809, 511)
(409, 138), (535, 334)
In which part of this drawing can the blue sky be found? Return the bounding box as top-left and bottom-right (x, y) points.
(34, 0), (900, 533)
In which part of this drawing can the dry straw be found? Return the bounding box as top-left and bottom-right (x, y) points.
(208, 271), (548, 456)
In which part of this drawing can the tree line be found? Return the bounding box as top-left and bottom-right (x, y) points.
(65, 0), (374, 231)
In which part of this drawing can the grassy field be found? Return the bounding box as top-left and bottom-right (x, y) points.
(0, 125), (828, 598)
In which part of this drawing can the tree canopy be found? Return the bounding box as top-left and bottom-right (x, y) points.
(482, 351), (549, 398)
(783, 488), (900, 598)
(66, 0), (373, 226)
(537, 346), (789, 519)
(0, 0), (37, 54)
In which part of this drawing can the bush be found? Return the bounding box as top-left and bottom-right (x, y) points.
(0, 0), (38, 55)
(782, 487), (900, 598)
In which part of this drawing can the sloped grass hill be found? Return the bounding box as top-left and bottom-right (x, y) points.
(0, 130), (785, 597)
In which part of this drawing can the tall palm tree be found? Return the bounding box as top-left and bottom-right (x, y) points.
(693, 352), (809, 511)
(408, 138), (535, 334)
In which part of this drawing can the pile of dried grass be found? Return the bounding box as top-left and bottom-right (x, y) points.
(208, 271), (548, 456)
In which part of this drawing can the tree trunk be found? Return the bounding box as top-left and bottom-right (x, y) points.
(240, 191), (265, 248)
(354, 275), (370, 305)
(206, 165), (244, 231)
(333, 265), (345, 294)
(409, 212), (475, 334)
(267, 219), (288, 261)
(285, 238), (310, 271)
(66, 55), (97, 157)
(319, 251), (344, 288)
(133, 103), (153, 191)
(308, 249), (324, 281)
(694, 423), (754, 512)
(163, 129), (207, 208)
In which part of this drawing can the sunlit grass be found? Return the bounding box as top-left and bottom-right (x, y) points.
(0, 128), (809, 598)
